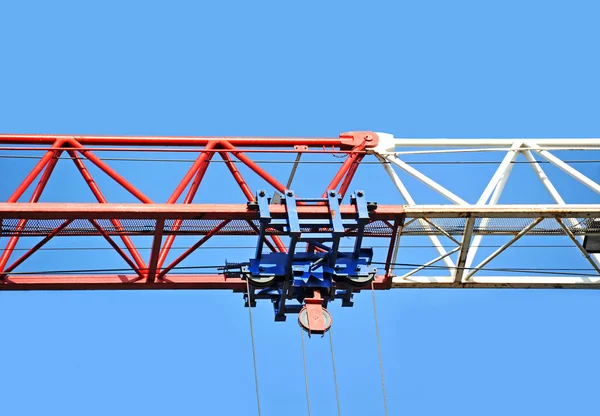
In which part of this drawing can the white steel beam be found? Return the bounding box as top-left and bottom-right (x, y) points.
(399, 246), (460, 279)
(377, 156), (457, 269)
(465, 143), (521, 273)
(555, 218), (600, 275)
(529, 145), (600, 196)
(522, 148), (600, 266)
(477, 143), (521, 205)
(465, 218), (544, 280)
(390, 146), (600, 156)
(391, 275), (600, 288)
(401, 205), (600, 218)
(392, 138), (600, 148)
(453, 217), (476, 283)
(523, 149), (566, 204)
(382, 155), (468, 205)
(421, 217), (461, 245)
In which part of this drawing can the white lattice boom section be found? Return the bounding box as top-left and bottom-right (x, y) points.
(371, 134), (600, 288)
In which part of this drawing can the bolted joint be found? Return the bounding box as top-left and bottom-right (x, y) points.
(339, 131), (380, 150)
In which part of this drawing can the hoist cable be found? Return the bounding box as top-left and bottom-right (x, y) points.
(4, 263), (600, 277)
(0, 153), (599, 165)
(246, 278), (262, 416)
(300, 328), (312, 416)
(329, 329), (342, 416)
(4, 244), (585, 252)
(371, 281), (389, 416)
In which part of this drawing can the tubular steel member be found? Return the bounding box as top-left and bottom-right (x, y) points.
(226, 189), (380, 335)
(0, 131), (379, 149)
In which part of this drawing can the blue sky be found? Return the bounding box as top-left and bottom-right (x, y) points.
(1, 1), (600, 415)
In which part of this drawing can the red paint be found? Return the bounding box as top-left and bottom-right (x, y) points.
(1, 219), (74, 277)
(68, 150), (148, 272)
(0, 145), (63, 272)
(157, 220), (231, 279)
(220, 150), (255, 201)
(1, 274), (388, 291)
(0, 202), (405, 220)
(0, 133), (347, 147)
(0, 132), (397, 292)
(158, 142), (216, 270)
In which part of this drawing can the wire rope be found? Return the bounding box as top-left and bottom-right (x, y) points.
(0, 154), (599, 165)
(329, 329), (342, 416)
(371, 262), (600, 277)
(246, 278), (262, 416)
(3, 262), (600, 277)
(300, 328), (312, 416)
(371, 281), (389, 416)
(3, 244), (584, 252)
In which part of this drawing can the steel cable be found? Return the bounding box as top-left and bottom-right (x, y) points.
(300, 328), (312, 416)
(0, 153), (599, 165)
(2, 244), (585, 252)
(329, 329), (342, 416)
(246, 278), (262, 416)
(371, 281), (389, 416)
(3, 262), (600, 277)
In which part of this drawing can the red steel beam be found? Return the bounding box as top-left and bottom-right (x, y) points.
(67, 139), (153, 204)
(1, 219), (74, 278)
(220, 150), (254, 201)
(0, 134), (347, 148)
(0, 274), (388, 291)
(146, 219), (165, 282)
(0, 146), (368, 154)
(338, 151), (367, 199)
(219, 141), (288, 194)
(157, 220), (231, 280)
(321, 147), (363, 198)
(88, 219), (145, 280)
(0, 203), (405, 221)
(167, 141), (217, 204)
(218, 149), (287, 253)
(157, 142), (216, 270)
(7, 139), (65, 202)
(0, 146), (63, 272)
(68, 151), (148, 272)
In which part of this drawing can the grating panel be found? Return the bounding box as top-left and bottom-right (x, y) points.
(0, 217), (597, 237)
(0, 218), (396, 237)
(401, 217), (599, 235)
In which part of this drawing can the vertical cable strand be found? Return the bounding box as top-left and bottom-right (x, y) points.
(371, 281), (389, 416)
(300, 328), (312, 416)
(329, 329), (342, 416)
(246, 279), (262, 416)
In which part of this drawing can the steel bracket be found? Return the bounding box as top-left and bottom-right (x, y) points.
(230, 190), (377, 330)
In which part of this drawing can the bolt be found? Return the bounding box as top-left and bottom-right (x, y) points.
(258, 190), (266, 197)
(365, 134), (372, 141)
(357, 191), (364, 197)
(329, 191), (336, 197)
(287, 191), (293, 197)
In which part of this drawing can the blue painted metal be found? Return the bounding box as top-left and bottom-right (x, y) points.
(230, 189), (377, 321)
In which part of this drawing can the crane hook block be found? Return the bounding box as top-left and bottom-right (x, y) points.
(298, 292), (332, 337)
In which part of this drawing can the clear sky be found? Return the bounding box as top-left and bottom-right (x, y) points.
(1, 1), (600, 415)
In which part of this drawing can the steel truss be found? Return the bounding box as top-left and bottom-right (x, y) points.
(0, 132), (599, 292)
